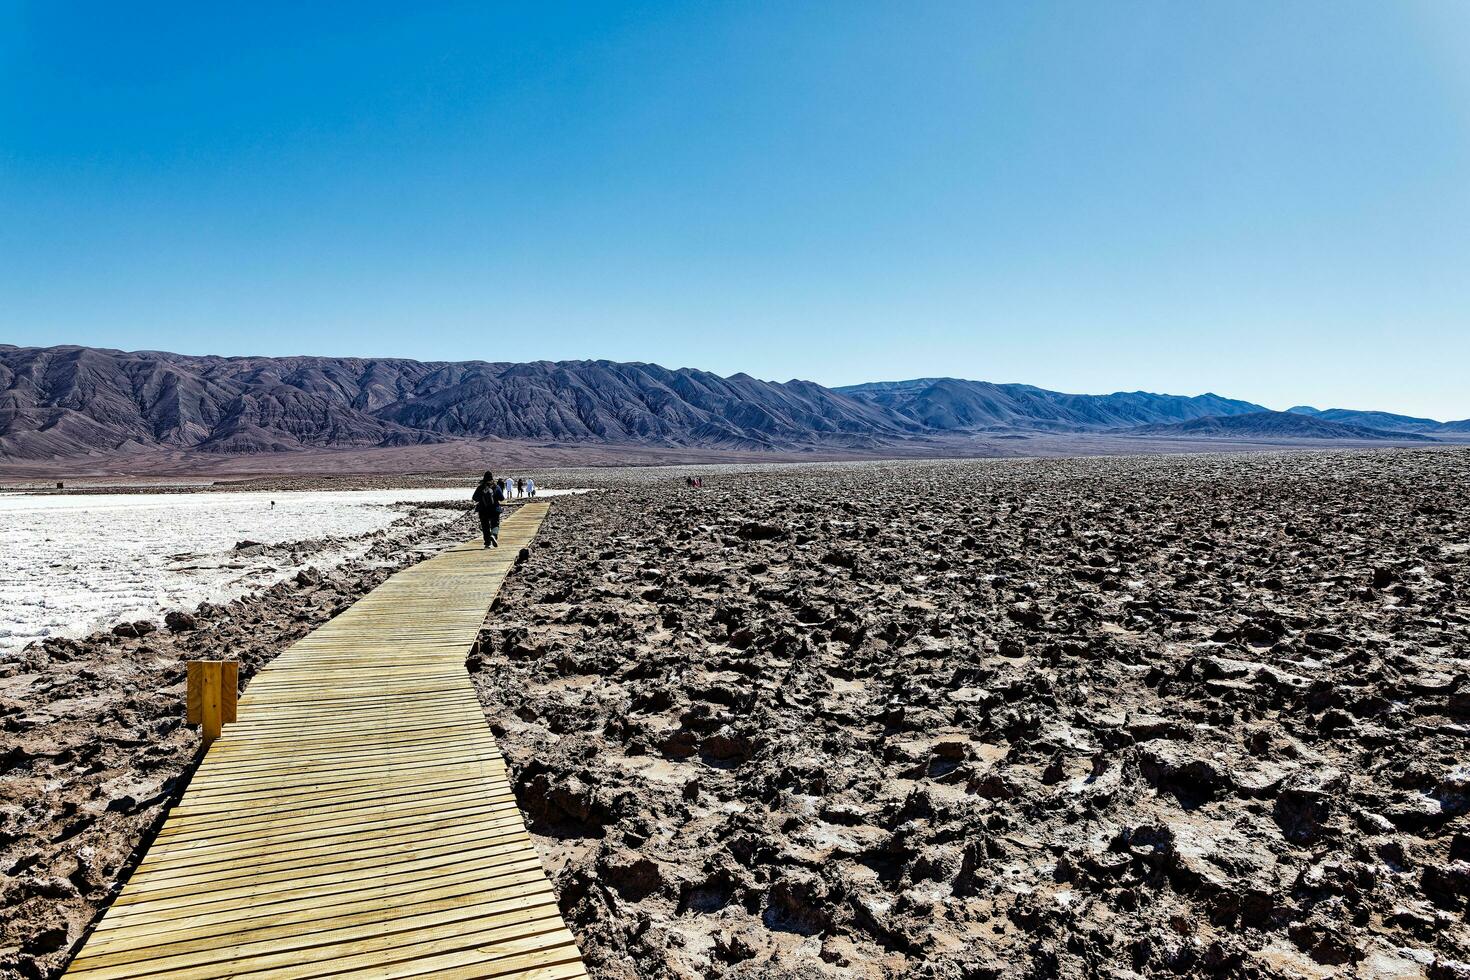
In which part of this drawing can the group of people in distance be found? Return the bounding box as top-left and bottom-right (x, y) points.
(685, 475), (704, 488)
(470, 471), (536, 548)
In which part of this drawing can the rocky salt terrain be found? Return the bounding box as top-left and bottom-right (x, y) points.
(0, 507), (473, 980)
(472, 449), (1470, 979)
(3, 450), (1468, 980)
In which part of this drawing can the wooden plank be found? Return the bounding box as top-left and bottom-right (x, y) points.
(221, 660), (238, 724)
(184, 661), (202, 725)
(63, 502), (587, 980)
(98, 824), (533, 899)
(198, 661), (222, 746)
(70, 897), (566, 978)
(90, 866), (555, 939)
(78, 874), (555, 957)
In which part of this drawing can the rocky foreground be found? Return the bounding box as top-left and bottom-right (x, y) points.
(3, 450), (1468, 980)
(474, 450), (1470, 979)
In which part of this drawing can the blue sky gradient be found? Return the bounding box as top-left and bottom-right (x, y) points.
(3, 2), (1468, 418)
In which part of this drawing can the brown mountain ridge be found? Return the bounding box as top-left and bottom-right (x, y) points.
(0, 345), (1461, 462)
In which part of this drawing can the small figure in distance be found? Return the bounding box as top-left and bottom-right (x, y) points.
(526, 477), (536, 497)
(516, 476), (525, 498)
(472, 471), (503, 548)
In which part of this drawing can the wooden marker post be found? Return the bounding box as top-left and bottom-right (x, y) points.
(186, 660), (238, 747)
(221, 661), (238, 724)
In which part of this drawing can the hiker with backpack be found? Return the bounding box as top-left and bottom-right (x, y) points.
(472, 471), (504, 548)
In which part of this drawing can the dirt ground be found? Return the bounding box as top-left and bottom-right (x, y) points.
(474, 450), (1470, 979)
(3, 450), (1469, 979)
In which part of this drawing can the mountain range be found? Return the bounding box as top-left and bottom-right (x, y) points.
(1, 345), (1463, 462)
(837, 379), (1266, 432)
(1128, 411), (1437, 442)
(1285, 405), (1470, 434)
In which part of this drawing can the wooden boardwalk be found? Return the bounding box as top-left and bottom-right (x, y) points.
(65, 501), (589, 980)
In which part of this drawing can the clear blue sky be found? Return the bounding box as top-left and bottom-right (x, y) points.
(3, 2), (1468, 419)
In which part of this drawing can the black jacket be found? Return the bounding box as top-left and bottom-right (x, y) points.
(472, 481), (503, 517)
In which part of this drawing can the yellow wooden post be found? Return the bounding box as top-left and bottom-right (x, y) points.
(186, 660), (233, 747)
(221, 661), (238, 723)
(185, 661), (203, 726)
(199, 661), (222, 746)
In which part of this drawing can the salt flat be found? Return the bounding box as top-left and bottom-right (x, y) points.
(0, 487), (482, 653)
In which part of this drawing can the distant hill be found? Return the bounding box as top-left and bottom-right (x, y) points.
(0, 346), (1458, 462)
(1286, 406), (1445, 433)
(837, 378), (1266, 431)
(1130, 411), (1438, 442)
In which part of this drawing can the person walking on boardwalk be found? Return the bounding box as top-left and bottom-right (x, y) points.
(472, 471), (504, 548)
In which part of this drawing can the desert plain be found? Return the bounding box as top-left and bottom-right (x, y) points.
(2, 448), (1469, 979)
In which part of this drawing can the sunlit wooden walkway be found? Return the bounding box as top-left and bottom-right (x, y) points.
(65, 501), (588, 980)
